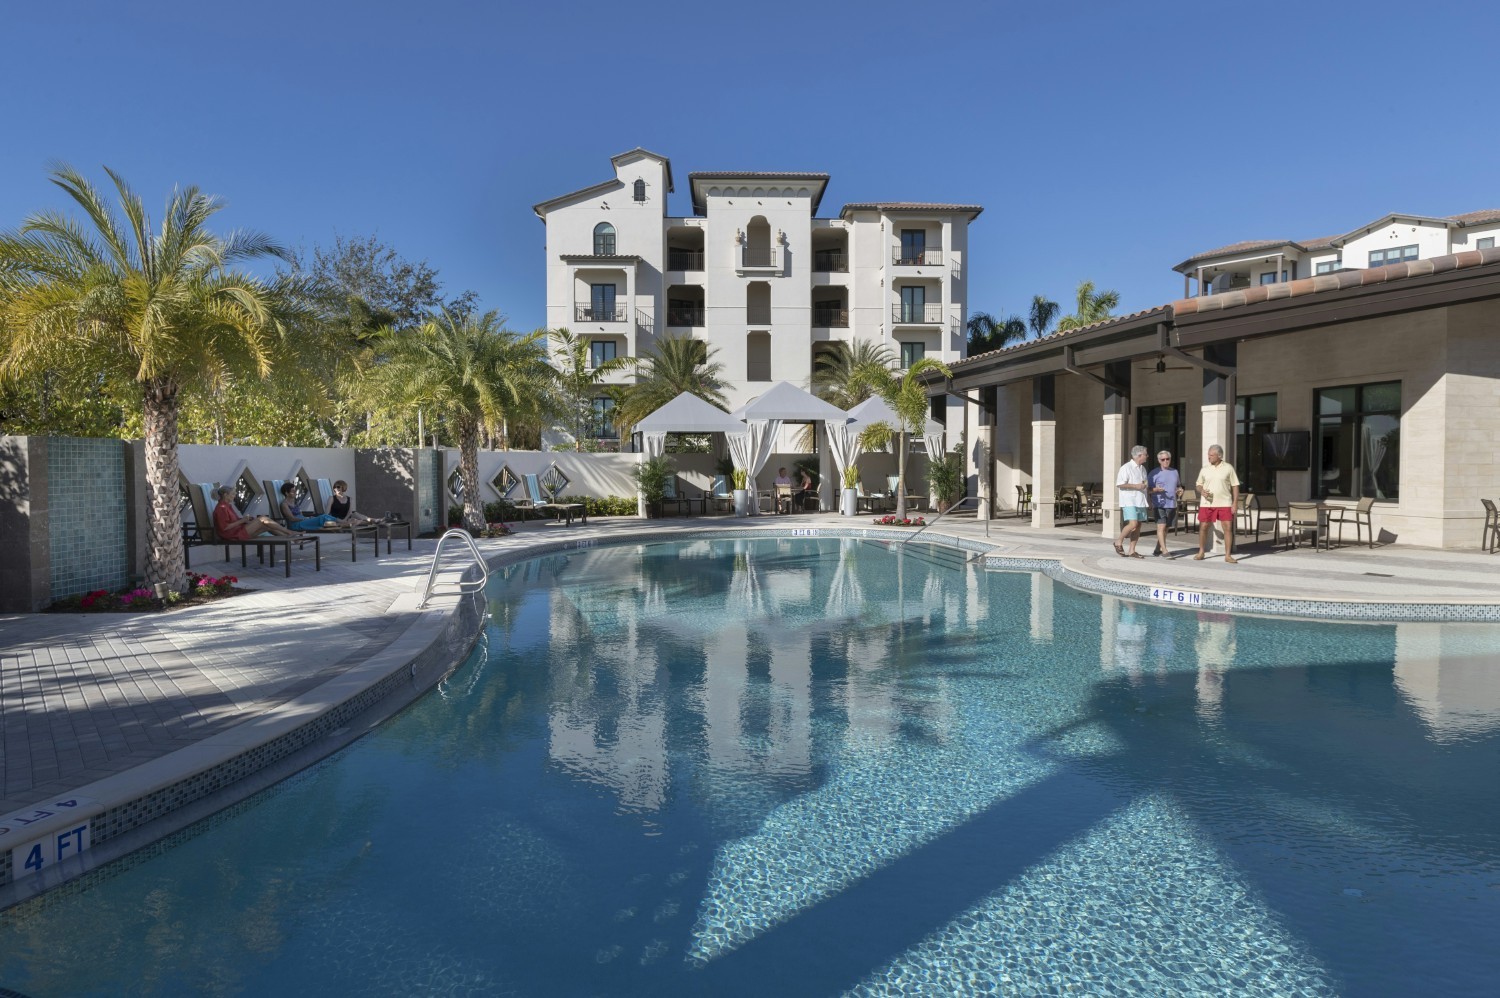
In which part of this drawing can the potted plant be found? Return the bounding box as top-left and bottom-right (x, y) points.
(925, 445), (964, 513)
(633, 456), (672, 518)
(731, 467), (750, 517)
(841, 465), (860, 517)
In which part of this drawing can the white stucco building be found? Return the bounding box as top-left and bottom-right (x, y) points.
(1174, 209), (1500, 298)
(532, 148), (981, 445)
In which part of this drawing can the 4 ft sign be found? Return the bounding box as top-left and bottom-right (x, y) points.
(2, 798), (96, 881)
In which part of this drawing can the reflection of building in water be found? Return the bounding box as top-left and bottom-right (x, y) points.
(1029, 573), (1054, 644)
(1103, 598), (1147, 680)
(1393, 622), (1500, 742)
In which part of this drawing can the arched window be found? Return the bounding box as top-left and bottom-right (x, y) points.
(633, 179), (647, 202)
(593, 222), (616, 256)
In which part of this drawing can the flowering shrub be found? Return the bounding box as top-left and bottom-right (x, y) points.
(52, 575), (239, 613)
(188, 573), (238, 595)
(874, 515), (926, 526)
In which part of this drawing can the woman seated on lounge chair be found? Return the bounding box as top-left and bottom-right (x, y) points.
(327, 480), (378, 524)
(278, 482), (350, 530)
(213, 487), (304, 541)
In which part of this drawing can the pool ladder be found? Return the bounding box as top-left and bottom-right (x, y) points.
(896, 494), (989, 544)
(417, 528), (491, 609)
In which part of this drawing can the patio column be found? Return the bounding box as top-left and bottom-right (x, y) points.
(971, 387), (995, 520)
(1030, 375), (1057, 529)
(1100, 361), (1131, 538)
(816, 422), (834, 511)
(1199, 343), (1237, 555)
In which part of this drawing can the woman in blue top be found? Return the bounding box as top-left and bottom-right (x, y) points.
(1147, 450), (1183, 558)
(279, 481), (341, 531)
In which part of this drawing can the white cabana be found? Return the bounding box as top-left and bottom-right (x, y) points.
(632, 392), (745, 515)
(846, 396), (947, 504)
(731, 381), (850, 512)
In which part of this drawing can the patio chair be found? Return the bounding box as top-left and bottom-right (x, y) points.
(1285, 502), (1330, 552)
(660, 478), (703, 516)
(522, 473), (587, 525)
(1481, 498), (1500, 553)
(1176, 489), (1199, 534)
(759, 483), (794, 514)
(1330, 497), (1376, 548)
(1054, 487), (1079, 521)
(1251, 495), (1287, 545)
(709, 475), (733, 513)
(1234, 492), (1254, 535)
(1014, 484), (1032, 516)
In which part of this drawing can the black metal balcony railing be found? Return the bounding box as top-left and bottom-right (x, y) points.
(666, 308), (705, 326)
(813, 251), (847, 273)
(812, 308), (849, 328)
(892, 303), (944, 324)
(742, 247), (774, 268)
(575, 304), (627, 322)
(667, 250), (704, 270)
(893, 249), (943, 266)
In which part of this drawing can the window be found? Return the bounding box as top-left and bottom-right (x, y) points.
(1478, 237), (1495, 250)
(1315, 257), (1342, 275)
(899, 341), (925, 368)
(589, 340), (617, 368)
(746, 332), (771, 381)
(1368, 245), (1418, 267)
(590, 397), (617, 439)
(593, 222), (616, 256)
(899, 229), (926, 264)
(899, 285), (926, 322)
(633, 179), (646, 203)
(1235, 393), (1277, 494)
(590, 283), (617, 321)
(1316, 381), (1400, 500)
(1136, 404), (1185, 472)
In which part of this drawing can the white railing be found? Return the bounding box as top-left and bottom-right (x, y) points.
(417, 528), (491, 609)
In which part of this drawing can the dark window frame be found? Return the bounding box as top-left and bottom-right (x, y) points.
(593, 222), (616, 256)
(1315, 380), (1400, 500)
(1234, 392), (1278, 494)
(899, 341), (926, 368)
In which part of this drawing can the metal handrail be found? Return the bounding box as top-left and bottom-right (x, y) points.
(417, 528), (491, 609)
(897, 494), (988, 544)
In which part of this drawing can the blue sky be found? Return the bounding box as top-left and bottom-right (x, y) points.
(5, 1), (1495, 334)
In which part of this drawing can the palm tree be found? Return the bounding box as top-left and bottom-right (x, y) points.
(1029, 295), (1060, 338)
(551, 327), (630, 449)
(0, 166), (304, 591)
(849, 356), (953, 520)
(612, 334), (729, 434)
(811, 338), (894, 409)
(369, 310), (553, 533)
(965, 312), (1027, 355)
(1056, 281), (1121, 332)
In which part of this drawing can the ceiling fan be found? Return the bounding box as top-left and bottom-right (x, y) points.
(1139, 356), (1193, 374)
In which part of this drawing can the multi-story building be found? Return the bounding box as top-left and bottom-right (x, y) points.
(1173, 209), (1500, 298)
(532, 148), (981, 445)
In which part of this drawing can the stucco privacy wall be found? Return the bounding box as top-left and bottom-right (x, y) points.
(176, 444), (359, 518)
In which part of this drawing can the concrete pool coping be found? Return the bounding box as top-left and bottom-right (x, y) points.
(3, 512), (1498, 908)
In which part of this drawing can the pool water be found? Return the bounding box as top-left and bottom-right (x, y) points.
(3, 537), (1500, 996)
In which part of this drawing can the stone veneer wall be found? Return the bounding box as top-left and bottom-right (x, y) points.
(47, 437), (130, 601)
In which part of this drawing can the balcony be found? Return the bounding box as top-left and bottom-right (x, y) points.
(667, 249), (704, 271)
(813, 251), (847, 273)
(892, 304), (944, 324)
(575, 304), (627, 322)
(737, 245), (782, 275)
(812, 307), (849, 328)
(893, 249), (943, 266)
(666, 307), (705, 327)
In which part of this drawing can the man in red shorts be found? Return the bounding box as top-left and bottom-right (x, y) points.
(1193, 444), (1240, 564)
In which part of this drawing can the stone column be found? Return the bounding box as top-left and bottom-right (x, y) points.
(1100, 361), (1131, 538)
(816, 422), (834, 511)
(971, 387), (995, 520)
(1199, 343), (1237, 555)
(1030, 375), (1057, 529)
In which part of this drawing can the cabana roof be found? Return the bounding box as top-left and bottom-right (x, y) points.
(730, 381), (849, 422)
(846, 395), (943, 436)
(634, 392), (745, 434)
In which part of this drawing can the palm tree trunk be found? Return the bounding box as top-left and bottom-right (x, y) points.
(459, 420), (485, 534)
(142, 379), (188, 592)
(896, 430), (909, 521)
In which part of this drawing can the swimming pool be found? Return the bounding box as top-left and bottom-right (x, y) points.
(2, 536), (1499, 995)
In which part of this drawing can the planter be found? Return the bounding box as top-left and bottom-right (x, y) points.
(841, 488), (858, 517)
(733, 489), (751, 517)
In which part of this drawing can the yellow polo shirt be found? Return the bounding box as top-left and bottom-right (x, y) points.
(1195, 461), (1240, 509)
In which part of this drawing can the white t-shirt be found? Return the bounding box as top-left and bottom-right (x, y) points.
(1116, 459), (1148, 508)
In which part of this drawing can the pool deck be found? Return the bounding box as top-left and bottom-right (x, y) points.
(2, 511), (1498, 903)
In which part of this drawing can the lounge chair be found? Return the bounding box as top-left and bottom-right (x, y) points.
(709, 475), (733, 513)
(661, 478), (704, 516)
(521, 474), (587, 526)
(264, 478), (379, 561)
(185, 483), (321, 577)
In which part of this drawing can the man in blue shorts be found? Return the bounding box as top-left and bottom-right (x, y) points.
(1114, 445), (1150, 557)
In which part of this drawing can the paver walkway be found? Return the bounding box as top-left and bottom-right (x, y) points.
(2, 512), (1497, 821)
